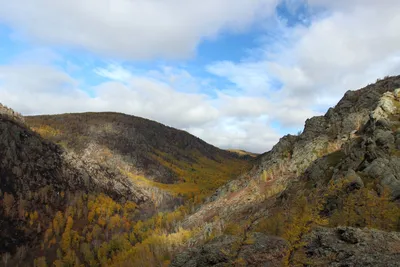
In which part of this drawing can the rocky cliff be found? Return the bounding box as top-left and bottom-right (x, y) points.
(171, 227), (400, 267)
(172, 75), (400, 266)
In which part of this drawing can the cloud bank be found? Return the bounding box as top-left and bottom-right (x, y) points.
(1, 0), (400, 153)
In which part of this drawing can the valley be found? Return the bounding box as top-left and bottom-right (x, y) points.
(1, 75), (400, 266)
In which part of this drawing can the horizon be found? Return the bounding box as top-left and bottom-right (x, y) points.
(1, 0), (400, 153)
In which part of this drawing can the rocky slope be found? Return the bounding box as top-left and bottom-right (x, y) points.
(184, 75), (400, 225)
(0, 114), (148, 202)
(0, 105), (251, 265)
(299, 227), (400, 267)
(26, 112), (244, 184)
(0, 107), (152, 255)
(25, 112), (252, 208)
(172, 227), (400, 267)
(172, 75), (400, 266)
(2, 75), (400, 266)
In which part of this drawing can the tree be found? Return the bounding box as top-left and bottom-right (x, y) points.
(34, 257), (47, 267)
(3, 192), (15, 216)
(61, 216), (74, 252)
(2, 253), (10, 267)
(16, 246), (27, 263)
(53, 211), (64, 236)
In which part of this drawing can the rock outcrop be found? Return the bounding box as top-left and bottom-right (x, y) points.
(174, 76), (400, 266)
(0, 103), (25, 124)
(300, 227), (400, 267)
(172, 227), (400, 267)
(184, 76), (400, 228)
(171, 233), (288, 267)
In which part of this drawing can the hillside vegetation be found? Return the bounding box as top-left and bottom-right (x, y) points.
(0, 109), (251, 266)
(171, 75), (400, 266)
(26, 113), (251, 203)
(2, 75), (400, 267)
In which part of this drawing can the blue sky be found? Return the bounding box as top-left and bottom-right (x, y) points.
(0, 0), (400, 153)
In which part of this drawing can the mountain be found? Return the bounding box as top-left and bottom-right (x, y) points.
(171, 75), (400, 266)
(1, 75), (400, 267)
(25, 112), (252, 203)
(26, 112), (247, 184)
(0, 107), (251, 266)
(227, 149), (259, 158)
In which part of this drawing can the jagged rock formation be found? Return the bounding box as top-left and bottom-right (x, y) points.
(300, 227), (400, 267)
(0, 103), (25, 124)
(2, 75), (400, 266)
(174, 76), (400, 266)
(171, 227), (400, 267)
(183, 76), (400, 227)
(171, 233), (288, 267)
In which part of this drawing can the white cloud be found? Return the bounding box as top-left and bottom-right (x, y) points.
(207, 0), (400, 128)
(207, 61), (272, 95)
(187, 117), (280, 153)
(0, 64), (218, 127)
(0, 0), (278, 59)
(0, 62), (281, 153)
(94, 64), (133, 83)
(217, 93), (271, 117)
(2, 0), (400, 154)
(94, 77), (219, 128)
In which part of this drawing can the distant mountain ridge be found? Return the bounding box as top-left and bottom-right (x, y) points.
(26, 112), (246, 184)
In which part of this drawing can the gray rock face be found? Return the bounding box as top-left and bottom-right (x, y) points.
(363, 158), (400, 198)
(178, 76), (400, 266)
(257, 77), (400, 184)
(208, 76), (400, 209)
(0, 116), (148, 203)
(304, 88), (400, 198)
(171, 233), (288, 267)
(0, 103), (25, 125)
(238, 232), (289, 267)
(301, 227), (400, 267)
(343, 169), (364, 189)
(171, 235), (240, 267)
(375, 129), (395, 149)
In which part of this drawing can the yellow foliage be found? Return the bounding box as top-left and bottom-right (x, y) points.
(29, 210), (39, 226)
(146, 150), (251, 202)
(60, 216), (75, 252)
(328, 184), (400, 230)
(34, 256), (48, 267)
(223, 222), (244, 236)
(255, 193), (327, 266)
(38, 192), (199, 267)
(2, 192), (15, 216)
(32, 125), (61, 139)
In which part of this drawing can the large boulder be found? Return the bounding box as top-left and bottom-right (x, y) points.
(362, 157), (400, 199)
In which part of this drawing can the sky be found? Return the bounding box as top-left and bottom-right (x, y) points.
(0, 0), (400, 153)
